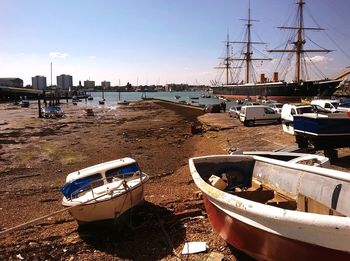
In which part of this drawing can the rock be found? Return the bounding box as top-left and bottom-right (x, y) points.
(29, 242), (39, 247)
(207, 252), (225, 261)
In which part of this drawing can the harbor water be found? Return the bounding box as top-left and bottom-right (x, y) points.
(85, 91), (238, 108)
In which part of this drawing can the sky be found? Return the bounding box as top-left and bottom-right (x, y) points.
(1, 0), (350, 86)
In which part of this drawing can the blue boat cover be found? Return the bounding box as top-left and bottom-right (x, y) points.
(61, 174), (102, 199)
(60, 163), (140, 199)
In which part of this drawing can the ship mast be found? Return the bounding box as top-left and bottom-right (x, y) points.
(214, 32), (236, 85)
(269, 0), (331, 83)
(231, 0), (271, 84)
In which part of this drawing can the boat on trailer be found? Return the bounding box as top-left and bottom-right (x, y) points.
(61, 157), (149, 224)
(189, 154), (350, 260)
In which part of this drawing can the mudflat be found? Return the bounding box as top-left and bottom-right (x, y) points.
(0, 100), (349, 260)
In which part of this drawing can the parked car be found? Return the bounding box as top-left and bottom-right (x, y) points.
(228, 106), (242, 118)
(239, 105), (281, 127)
(268, 103), (284, 113)
(281, 103), (332, 135)
(20, 100), (30, 108)
(310, 99), (339, 112)
(204, 104), (221, 113)
(244, 101), (260, 106)
(42, 106), (64, 118)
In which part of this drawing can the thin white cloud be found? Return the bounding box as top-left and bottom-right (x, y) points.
(88, 56), (96, 59)
(306, 55), (333, 64)
(49, 52), (69, 58)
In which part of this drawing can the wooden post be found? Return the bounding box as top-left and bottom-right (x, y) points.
(43, 90), (47, 107)
(38, 95), (43, 118)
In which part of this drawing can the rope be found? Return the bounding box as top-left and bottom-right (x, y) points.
(0, 175), (145, 237)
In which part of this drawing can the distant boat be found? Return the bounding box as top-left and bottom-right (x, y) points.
(189, 154), (350, 260)
(174, 95), (181, 99)
(117, 100), (130, 105)
(201, 93), (211, 98)
(87, 95), (93, 101)
(99, 88), (105, 105)
(61, 157), (149, 224)
(118, 90), (129, 105)
(72, 95), (82, 102)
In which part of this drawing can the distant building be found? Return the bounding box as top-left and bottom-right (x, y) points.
(32, 76), (47, 89)
(101, 81), (111, 88)
(57, 74), (73, 90)
(84, 80), (95, 88)
(0, 78), (23, 87)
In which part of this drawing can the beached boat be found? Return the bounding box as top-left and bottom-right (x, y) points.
(61, 157), (149, 224)
(42, 105), (64, 118)
(117, 100), (130, 105)
(189, 154), (350, 260)
(293, 113), (350, 150)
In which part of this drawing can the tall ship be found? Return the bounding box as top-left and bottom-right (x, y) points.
(212, 0), (342, 101)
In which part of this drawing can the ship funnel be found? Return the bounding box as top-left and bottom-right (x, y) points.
(272, 72), (279, 82)
(259, 74), (266, 83)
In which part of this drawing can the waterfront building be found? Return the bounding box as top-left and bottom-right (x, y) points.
(0, 78), (23, 88)
(57, 74), (73, 91)
(31, 75), (47, 89)
(101, 81), (111, 88)
(84, 80), (95, 88)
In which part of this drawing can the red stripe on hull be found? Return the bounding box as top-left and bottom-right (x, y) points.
(204, 196), (350, 261)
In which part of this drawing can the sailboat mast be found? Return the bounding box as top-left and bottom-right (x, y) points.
(225, 33), (230, 85)
(296, 0), (305, 83)
(246, 3), (252, 83)
(230, 0), (270, 84)
(269, 0), (331, 82)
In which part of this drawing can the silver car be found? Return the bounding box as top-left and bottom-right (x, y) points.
(228, 106), (242, 118)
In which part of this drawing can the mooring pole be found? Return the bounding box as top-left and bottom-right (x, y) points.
(38, 95), (43, 118)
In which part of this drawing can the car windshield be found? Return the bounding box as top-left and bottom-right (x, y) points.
(296, 107), (314, 114)
(331, 102), (339, 108)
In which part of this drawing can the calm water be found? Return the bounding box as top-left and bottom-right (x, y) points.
(84, 91), (238, 108)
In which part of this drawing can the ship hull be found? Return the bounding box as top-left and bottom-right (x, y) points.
(213, 80), (341, 102)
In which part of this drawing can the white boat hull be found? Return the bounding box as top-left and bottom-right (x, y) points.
(66, 182), (146, 223)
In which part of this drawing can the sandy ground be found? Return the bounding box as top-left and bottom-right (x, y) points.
(0, 99), (349, 260)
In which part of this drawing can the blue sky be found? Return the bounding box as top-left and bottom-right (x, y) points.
(1, 0), (350, 86)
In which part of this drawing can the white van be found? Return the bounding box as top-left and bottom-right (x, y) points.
(310, 99), (339, 112)
(239, 105), (281, 127)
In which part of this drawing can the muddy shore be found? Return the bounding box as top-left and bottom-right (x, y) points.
(0, 100), (349, 260)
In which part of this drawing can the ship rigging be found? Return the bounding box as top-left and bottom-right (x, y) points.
(212, 0), (342, 101)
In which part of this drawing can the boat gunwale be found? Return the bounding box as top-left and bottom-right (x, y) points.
(189, 154), (350, 226)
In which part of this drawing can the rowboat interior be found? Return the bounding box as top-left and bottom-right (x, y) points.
(195, 156), (347, 217)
